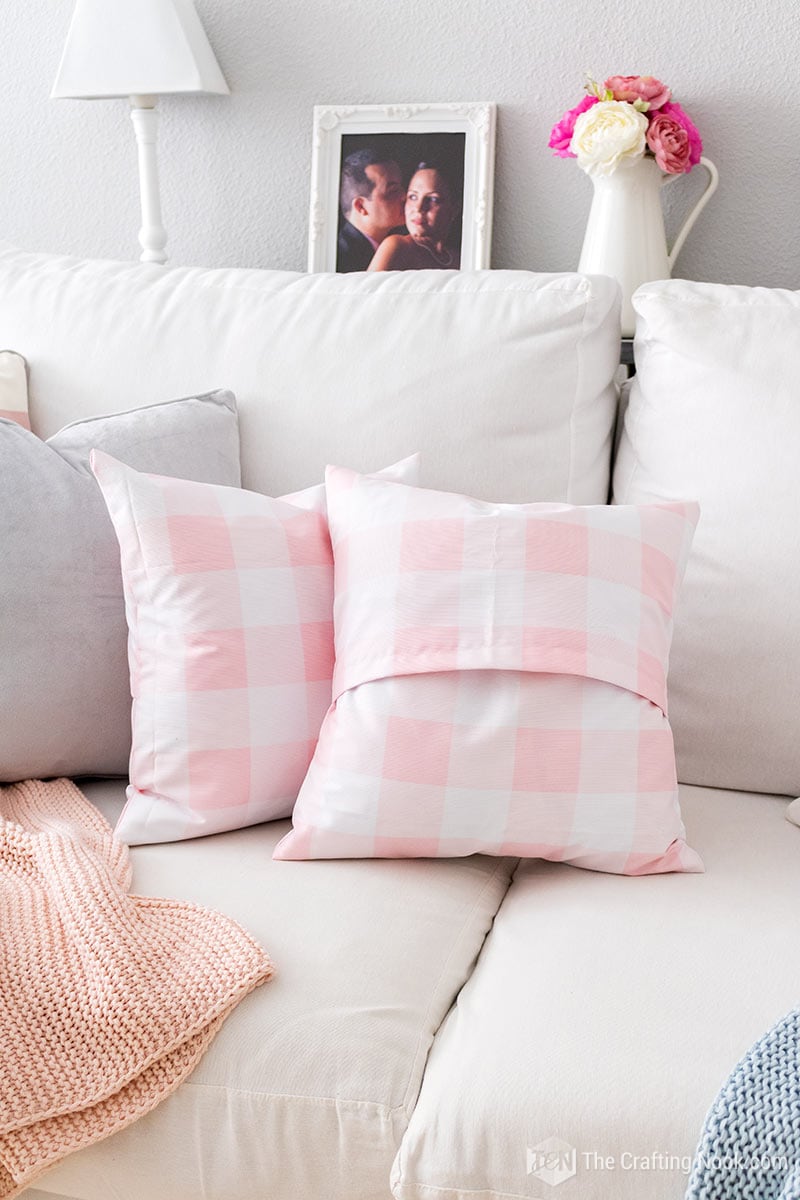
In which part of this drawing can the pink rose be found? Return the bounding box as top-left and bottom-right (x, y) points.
(548, 95), (599, 157)
(646, 113), (692, 173)
(604, 75), (671, 110)
(659, 100), (703, 166)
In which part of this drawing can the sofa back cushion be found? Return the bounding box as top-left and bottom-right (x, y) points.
(613, 279), (800, 795)
(0, 244), (621, 504)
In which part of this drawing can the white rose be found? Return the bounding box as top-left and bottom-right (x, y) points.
(570, 100), (648, 175)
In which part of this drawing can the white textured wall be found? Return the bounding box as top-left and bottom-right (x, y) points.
(1, 0), (798, 286)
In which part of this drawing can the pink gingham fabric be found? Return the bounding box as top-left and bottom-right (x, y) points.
(91, 451), (419, 845)
(0, 351), (30, 430)
(273, 468), (703, 874)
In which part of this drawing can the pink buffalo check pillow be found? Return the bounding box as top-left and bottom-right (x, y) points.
(273, 469), (703, 875)
(91, 451), (419, 845)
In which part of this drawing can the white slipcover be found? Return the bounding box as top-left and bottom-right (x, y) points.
(1, 246), (628, 1200)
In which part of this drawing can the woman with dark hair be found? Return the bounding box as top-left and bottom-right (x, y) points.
(367, 163), (460, 271)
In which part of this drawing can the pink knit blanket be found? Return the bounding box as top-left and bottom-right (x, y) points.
(0, 778), (273, 1198)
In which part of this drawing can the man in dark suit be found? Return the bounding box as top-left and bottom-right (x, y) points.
(337, 149), (406, 272)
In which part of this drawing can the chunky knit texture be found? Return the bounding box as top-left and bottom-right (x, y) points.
(0, 778), (274, 1198)
(685, 1007), (800, 1199)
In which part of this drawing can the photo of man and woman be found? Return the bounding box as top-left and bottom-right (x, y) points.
(336, 133), (466, 273)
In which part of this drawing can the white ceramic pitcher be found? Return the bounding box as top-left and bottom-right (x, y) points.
(577, 154), (719, 337)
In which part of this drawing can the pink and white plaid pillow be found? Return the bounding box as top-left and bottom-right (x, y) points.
(0, 351), (30, 429)
(274, 468), (703, 875)
(91, 451), (419, 845)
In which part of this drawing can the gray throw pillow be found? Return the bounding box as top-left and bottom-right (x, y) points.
(0, 389), (241, 781)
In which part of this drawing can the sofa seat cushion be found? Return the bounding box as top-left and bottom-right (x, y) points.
(33, 780), (515, 1200)
(391, 784), (800, 1200)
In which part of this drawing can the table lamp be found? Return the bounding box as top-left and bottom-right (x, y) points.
(52, 0), (229, 264)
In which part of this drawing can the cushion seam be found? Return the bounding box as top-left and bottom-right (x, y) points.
(393, 1180), (538, 1200)
(182, 1077), (406, 1118)
(566, 288), (589, 503)
(400, 857), (518, 1117)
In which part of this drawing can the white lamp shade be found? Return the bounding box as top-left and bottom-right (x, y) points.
(51, 0), (229, 99)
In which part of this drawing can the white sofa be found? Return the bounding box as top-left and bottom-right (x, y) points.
(3, 244), (797, 1200)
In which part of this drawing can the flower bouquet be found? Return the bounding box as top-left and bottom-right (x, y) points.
(549, 75), (703, 176)
(551, 76), (716, 337)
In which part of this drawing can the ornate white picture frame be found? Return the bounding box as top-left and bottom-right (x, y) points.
(307, 102), (496, 273)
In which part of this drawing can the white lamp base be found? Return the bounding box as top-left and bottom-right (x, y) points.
(129, 95), (168, 265)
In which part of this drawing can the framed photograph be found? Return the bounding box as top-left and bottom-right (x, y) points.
(307, 103), (496, 273)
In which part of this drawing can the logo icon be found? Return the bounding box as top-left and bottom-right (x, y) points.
(526, 1138), (577, 1187)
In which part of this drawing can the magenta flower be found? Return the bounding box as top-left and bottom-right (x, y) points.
(658, 100), (703, 165)
(646, 113), (692, 173)
(548, 94), (599, 158)
(604, 75), (671, 110)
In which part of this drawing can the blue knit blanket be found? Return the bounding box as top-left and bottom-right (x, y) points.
(685, 1007), (800, 1199)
